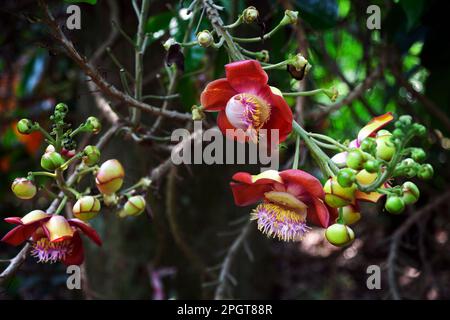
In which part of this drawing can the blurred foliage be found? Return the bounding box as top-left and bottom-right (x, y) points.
(0, 0), (449, 300)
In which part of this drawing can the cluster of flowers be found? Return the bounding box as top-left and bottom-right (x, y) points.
(3, 104), (148, 265)
(200, 60), (432, 247)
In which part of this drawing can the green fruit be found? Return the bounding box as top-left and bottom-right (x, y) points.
(402, 181), (420, 205)
(40, 151), (65, 171)
(337, 168), (356, 188)
(364, 159), (380, 173)
(346, 150), (365, 170)
(376, 138), (395, 161)
(418, 164), (433, 180)
(325, 224), (355, 247)
(11, 178), (37, 200)
(385, 196), (405, 214)
(17, 119), (34, 134)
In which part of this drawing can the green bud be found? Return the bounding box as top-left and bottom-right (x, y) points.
(412, 123), (426, 136)
(11, 178), (37, 200)
(337, 168), (356, 188)
(191, 105), (205, 121)
(346, 150), (365, 170)
(376, 138), (395, 161)
(399, 115), (412, 126)
(40, 151), (65, 171)
(73, 196), (101, 221)
(411, 148), (426, 162)
(84, 116), (101, 134)
(119, 195), (146, 218)
(83, 145), (101, 166)
(242, 6), (259, 24)
(402, 181), (420, 205)
(196, 30), (213, 48)
(257, 50), (270, 63)
(17, 119), (35, 135)
(364, 159), (380, 173)
(55, 103), (69, 114)
(280, 10), (298, 26)
(360, 137), (376, 154)
(385, 196), (405, 214)
(103, 193), (118, 207)
(392, 128), (404, 138)
(325, 224), (355, 247)
(417, 164), (433, 180)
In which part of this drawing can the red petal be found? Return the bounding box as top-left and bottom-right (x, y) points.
(68, 219), (102, 246)
(4, 217), (23, 225)
(62, 232), (84, 266)
(279, 170), (325, 199)
(1, 224), (37, 246)
(225, 60), (268, 92)
(306, 198), (331, 228)
(200, 78), (236, 111)
(230, 171), (281, 206)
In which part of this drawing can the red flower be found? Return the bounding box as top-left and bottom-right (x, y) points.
(1, 210), (102, 265)
(201, 60), (293, 145)
(230, 170), (337, 241)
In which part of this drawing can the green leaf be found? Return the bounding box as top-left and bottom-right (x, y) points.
(64, 0), (97, 4)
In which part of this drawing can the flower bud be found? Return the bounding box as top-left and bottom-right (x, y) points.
(119, 195), (146, 218)
(356, 169), (377, 186)
(411, 148), (426, 162)
(256, 50), (269, 63)
(392, 128), (403, 138)
(412, 123), (426, 136)
(83, 145), (101, 166)
(417, 163), (433, 180)
(325, 224), (355, 247)
(402, 181), (420, 205)
(242, 6), (259, 24)
(360, 137), (376, 154)
(324, 177), (356, 208)
(45, 145), (56, 153)
(163, 38), (177, 51)
(41, 151), (65, 171)
(11, 178), (37, 200)
(337, 168), (356, 188)
(191, 105), (205, 121)
(84, 116), (101, 134)
(399, 115), (412, 126)
(346, 150), (365, 170)
(364, 159), (380, 173)
(197, 30), (213, 48)
(341, 206), (361, 225)
(96, 159), (125, 194)
(54, 103), (69, 114)
(385, 196), (405, 214)
(73, 196), (101, 221)
(376, 136), (395, 161)
(17, 119), (35, 135)
(280, 10), (298, 26)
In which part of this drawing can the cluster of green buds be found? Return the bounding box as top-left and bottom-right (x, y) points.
(11, 103), (150, 224)
(321, 114), (433, 246)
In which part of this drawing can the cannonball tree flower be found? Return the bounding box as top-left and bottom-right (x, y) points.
(1, 210), (101, 265)
(200, 60), (293, 145)
(230, 170), (337, 241)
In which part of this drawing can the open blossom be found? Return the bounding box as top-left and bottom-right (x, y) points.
(1, 210), (101, 265)
(230, 170), (337, 241)
(200, 60), (293, 145)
